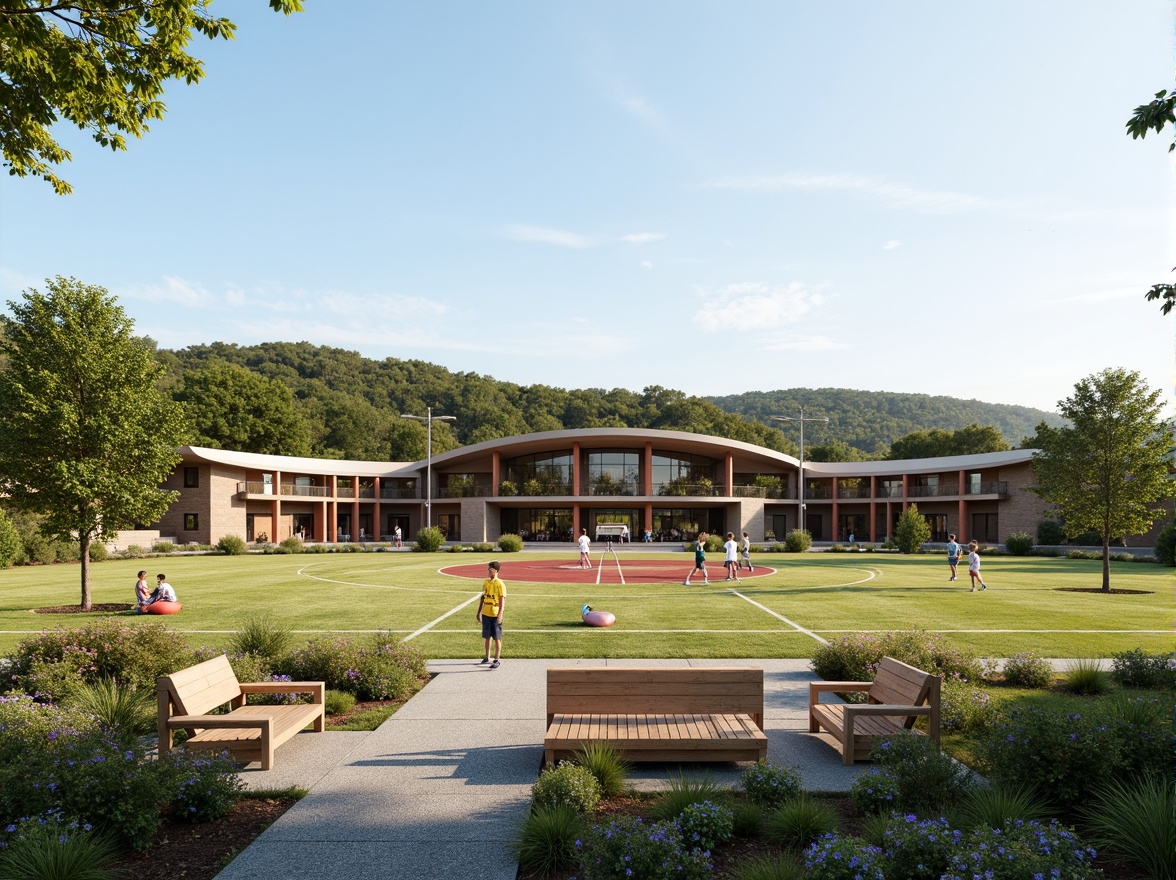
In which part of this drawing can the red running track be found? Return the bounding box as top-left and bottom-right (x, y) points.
(440, 557), (774, 584)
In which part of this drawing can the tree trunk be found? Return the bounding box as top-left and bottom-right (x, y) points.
(80, 534), (92, 611)
(1101, 534), (1111, 592)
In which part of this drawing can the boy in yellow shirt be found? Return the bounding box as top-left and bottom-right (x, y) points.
(476, 561), (506, 668)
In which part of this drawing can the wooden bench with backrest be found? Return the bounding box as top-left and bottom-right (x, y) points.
(544, 667), (767, 766)
(157, 654), (325, 771)
(808, 655), (941, 765)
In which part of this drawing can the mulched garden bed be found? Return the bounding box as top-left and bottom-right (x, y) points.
(34, 603), (139, 613)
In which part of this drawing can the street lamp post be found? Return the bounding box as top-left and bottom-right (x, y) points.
(401, 407), (456, 530)
(771, 408), (829, 536)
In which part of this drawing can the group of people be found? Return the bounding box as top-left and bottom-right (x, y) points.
(946, 534), (988, 591)
(684, 531), (753, 585)
(135, 571), (178, 612)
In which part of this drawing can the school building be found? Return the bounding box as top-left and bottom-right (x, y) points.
(143, 426), (1161, 550)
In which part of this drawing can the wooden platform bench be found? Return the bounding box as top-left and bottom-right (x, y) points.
(157, 654), (325, 771)
(544, 667), (768, 766)
(808, 656), (941, 765)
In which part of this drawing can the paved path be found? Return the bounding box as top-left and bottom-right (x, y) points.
(216, 658), (869, 880)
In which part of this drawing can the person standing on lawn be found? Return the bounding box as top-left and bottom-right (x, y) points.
(946, 534), (963, 582)
(723, 532), (741, 581)
(578, 528), (592, 570)
(740, 532), (753, 572)
(684, 532), (709, 585)
(476, 561), (506, 668)
(967, 541), (988, 592)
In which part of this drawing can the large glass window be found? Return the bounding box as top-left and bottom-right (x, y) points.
(652, 453), (717, 496)
(501, 508), (572, 541)
(584, 450), (640, 496)
(505, 453), (573, 496)
(649, 508), (722, 541)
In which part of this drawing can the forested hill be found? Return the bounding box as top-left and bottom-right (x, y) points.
(705, 389), (1061, 454)
(156, 341), (1060, 462)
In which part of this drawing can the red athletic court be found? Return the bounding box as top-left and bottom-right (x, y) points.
(441, 557), (774, 584)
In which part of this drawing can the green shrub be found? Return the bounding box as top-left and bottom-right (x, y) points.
(471, 542), (495, 552)
(1066, 548), (1102, 560)
(703, 533), (724, 553)
(957, 783), (1049, 831)
(230, 612), (293, 663)
(574, 741), (630, 798)
(1083, 775), (1176, 880)
(152, 541), (176, 553)
(163, 748), (244, 822)
(1000, 652), (1054, 688)
(894, 504), (931, 553)
(765, 796), (839, 850)
(447, 543), (466, 552)
(879, 814), (957, 880)
(531, 761), (601, 813)
(217, 534), (247, 555)
(1035, 519), (1065, 545)
(827, 543), (848, 553)
(944, 820), (1098, 880)
(0, 815), (121, 880)
(804, 833), (885, 880)
(651, 772), (726, 821)
(1101, 694), (1173, 781)
(740, 760), (803, 809)
(576, 815), (711, 880)
(770, 543), (788, 552)
(678, 799), (734, 851)
(849, 766), (899, 815)
(871, 732), (974, 814)
(1062, 658), (1112, 695)
(414, 526), (445, 552)
(1003, 532), (1033, 555)
(277, 535), (304, 554)
(284, 636), (364, 690)
(121, 544), (147, 558)
(1154, 521), (1176, 566)
(811, 631), (983, 685)
(0, 510), (21, 569)
(496, 533), (523, 552)
(732, 800), (765, 837)
(939, 678), (996, 733)
(1110, 647), (1176, 689)
(87, 542), (108, 562)
(512, 803), (583, 874)
(69, 678), (156, 736)
(283, 634), (425, 700)
(782, 529), (812, 552)
(324, 690), (357, 716)
(10, 618), (195, 695)
(0, 696), (98, 766)
(730, 852), (805, 880)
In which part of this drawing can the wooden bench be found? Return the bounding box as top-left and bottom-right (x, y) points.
(544, 667), (767, 766)
(157, 654), (325, 771)
(808, 656), (941, 765)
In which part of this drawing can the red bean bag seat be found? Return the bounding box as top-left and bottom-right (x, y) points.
(146, 601), (182, 615)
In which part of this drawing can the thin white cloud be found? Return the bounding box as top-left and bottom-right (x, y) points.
(503, 224), (597, 248)
(641, 261), (653, 270)
(691, 281), (825, 332)
(759, 333), (847, 352)
(621, 232), (667, 244)
(883, 240), (902, 250)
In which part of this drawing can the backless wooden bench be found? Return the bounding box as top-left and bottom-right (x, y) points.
(158, 654), (325, 771)
(808, 656), (941, 765)
(544, 667), (768, 766)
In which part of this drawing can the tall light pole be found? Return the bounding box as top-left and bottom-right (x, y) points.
(401, 407), (456, 530)
(772, 408), (829, 536)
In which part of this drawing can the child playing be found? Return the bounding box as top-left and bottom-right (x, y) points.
(723, 532), (740, 581)
(476, 561), (506, 668)
(684, 533), (709, 585)
(946, 534), (962, 582)
(135, 570), (150, 612)
(967, 541), (988, 592)
(740, 532), (753, 571)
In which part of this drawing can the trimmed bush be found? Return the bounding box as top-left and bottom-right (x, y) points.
(152, 541), (176, 554)
(324, 689), (357, 716)
(217, 534), (247, 555)
(678, 799), (734, 851)
(277, 535), (304, 554)
(1003, 532), (1033, 555)
(1111, 647), (1176, 689)
(414, 526), (444, 552)
(87, 541), (108, 562)
(531, 761), (601, 813)
(939, 678), (996, 733)
(811, 631), (983, 685)
(870, 732), (974, 814)
(496, 532), (524, 552)
(1154, 521), (1176, 566)
(783, 529), (811, 552)
(1035, 519), (1065, 545)
(576, 816), (711, 880)
(740, 760), (803, 810)
(1000, 652), (1054, 688)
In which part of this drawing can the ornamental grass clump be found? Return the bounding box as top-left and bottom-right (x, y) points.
(765, 795), (839, 851)
(230, 611), (293, 663)
(730, 852), (804, 880)
(531, 761), (601, 813)
(1063, 658), (1113, 695)
(740, 760), (802, 810)
(940, 819), (1099, 880)
(70, 677), (155, 736)
(1083, 775), (1176, 880)
(575, 815), (712, 880)
(574, 741), (631, 798)
(956, 783), (1050, 831)
(512, 803), (583, 874)
(0, 813), (121, 880)
(650, 771), (726, 821)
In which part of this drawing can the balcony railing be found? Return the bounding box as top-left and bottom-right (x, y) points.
(236, 482), (331, 497)
(836, 485), (871, 499)
(435, 486), (492, 498)
(965, 480), (1008, 497)
(380, 486), (416, 500)
(655, 483), (725, 497)
(732, 485), (768, 498)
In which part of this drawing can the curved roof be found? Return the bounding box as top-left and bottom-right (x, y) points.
(180, 446), (417, 478)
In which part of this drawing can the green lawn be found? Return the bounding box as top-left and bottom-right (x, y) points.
(0, 550), (1170, 658)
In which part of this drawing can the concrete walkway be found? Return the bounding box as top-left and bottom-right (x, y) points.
(216, 659), (870, 880)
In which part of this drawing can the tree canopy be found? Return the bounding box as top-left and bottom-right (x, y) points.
(0, 0), (302, 195)
(0, 277), (187, 608)
(886, 423), (1010, 460)
(1126, 88), (1175, 316)
(1030, 368), (1174, 591)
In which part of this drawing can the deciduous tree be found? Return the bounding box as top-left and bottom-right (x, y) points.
(1126, 89), (1175, 315)
(1030, 368), (1174, 591)
(0, 0), (302, 195)
(0, 277), (186, 609)
(894, 503), (932, 554)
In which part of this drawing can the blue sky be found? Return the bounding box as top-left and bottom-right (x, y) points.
(1, 1), (1172, 414)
